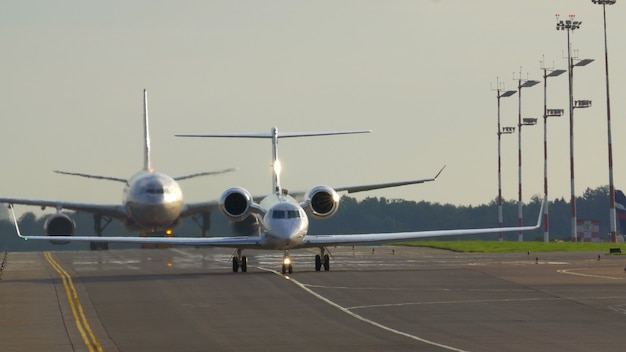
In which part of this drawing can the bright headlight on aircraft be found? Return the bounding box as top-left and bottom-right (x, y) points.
(274, 160), (282, 175)
(283, 257), (291, 265)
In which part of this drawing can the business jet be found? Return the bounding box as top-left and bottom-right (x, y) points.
(10, 126), (543, 274)
(0, 90), (235, 249)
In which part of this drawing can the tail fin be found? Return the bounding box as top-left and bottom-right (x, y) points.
(143, 89), (152, 172)
(176, 127), (371, 195)
(615, 190), (626, 234)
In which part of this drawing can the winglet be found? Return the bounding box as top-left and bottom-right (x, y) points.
(433, 165), (446, 180)
(535, 195), (547, 229)
(9, 205), (28, 240)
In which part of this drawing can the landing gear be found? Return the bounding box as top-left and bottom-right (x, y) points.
(90, 215), (112, 251)
(281, 250), (293, 274)
(191, 212), (211, 237)
(315, 247), (330, 271)
(232, 249), (247, 273)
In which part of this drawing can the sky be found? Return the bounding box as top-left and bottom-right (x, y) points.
(2, 1), (626, 220)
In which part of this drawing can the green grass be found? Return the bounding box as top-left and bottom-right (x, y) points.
(393, 241), (626, 253)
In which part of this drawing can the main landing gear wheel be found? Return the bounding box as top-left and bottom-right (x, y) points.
(315, 255), (330, 271)
(232, 251), (248, 273)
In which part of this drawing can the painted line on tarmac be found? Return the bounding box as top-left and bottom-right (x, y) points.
(259, 267), (469, 352)
(44, 252), (103, 352)
(557, 268), (625, 280)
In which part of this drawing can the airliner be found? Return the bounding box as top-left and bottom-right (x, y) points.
(10, 126), (543, 274)
(0, 90), (235, 248)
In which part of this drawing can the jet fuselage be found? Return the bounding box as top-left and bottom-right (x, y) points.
(258, 194), (308, 250)
(123, 170), (183, 231)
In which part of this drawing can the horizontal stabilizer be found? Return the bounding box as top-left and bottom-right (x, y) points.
(53, 170), (126, 183)
(176, 129), (371, 139)
(335, 165), (446, 194)
(174, 167), (238, 181)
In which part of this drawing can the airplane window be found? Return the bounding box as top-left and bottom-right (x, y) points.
(288, 210), (301, 219)
(272, 210), (286, 219)
(147, 186), (165, 195)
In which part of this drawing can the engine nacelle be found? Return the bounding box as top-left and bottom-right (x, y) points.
(220, 187), (255, 222)
(44, 213), (76, 245)
(303, 185), (340, 219)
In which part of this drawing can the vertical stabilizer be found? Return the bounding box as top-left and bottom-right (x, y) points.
(270, 127), (281, 196)
(143, 89), (152, 172)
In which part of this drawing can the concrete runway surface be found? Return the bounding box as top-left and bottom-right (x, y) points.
(2, 246), (626, 352)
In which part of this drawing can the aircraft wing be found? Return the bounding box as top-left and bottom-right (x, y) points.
(9, 197), (544, 247)
(179, 200), (221, 218)
(333, 166), (445, 194)
(300, 196), (544, 247)
(0, 197), (127, 219)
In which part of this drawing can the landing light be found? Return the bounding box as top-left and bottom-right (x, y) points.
(274, 160), (282, 175)
(283, 258), (291, 265)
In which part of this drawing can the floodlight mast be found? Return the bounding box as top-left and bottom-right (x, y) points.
(540, 58), (566, 243)
(556, 13), (592, 242)
(514, 69), (539, 242)
(495, 78), (516, 241)
(591, 0), (618, 242)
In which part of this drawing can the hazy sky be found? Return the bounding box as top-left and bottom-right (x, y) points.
(2, 1), (625, 220)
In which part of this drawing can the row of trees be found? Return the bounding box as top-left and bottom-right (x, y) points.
(0, 185), (618, 252)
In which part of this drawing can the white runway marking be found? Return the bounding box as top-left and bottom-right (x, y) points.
(260, 267), (470, 352)
(557, 268), (625, 280)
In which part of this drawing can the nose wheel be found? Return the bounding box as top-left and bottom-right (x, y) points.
(232, 249), (248, 272)
(281, 251), (293, 274)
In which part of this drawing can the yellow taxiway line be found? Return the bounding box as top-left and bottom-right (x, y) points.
(44, 251), (103, 352)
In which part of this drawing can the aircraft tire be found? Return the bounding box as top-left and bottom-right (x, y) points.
(315, 255), (322, 271)
(232, 257), (239, 272)
(323, 254), (330, 271)
(241, 256), (248, 272)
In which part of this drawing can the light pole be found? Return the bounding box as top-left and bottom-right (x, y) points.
(591, 0), (617, 242)
(540, 62), (566, 243)
(515, 72), (539, 241)
(496, 83), (516, 241)
(556, 14), (593, 242)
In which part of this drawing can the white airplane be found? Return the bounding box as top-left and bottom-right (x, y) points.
(10, 126), (543, 274)
(0, 90), (236, 249)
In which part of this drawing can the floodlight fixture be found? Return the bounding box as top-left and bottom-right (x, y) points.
(574, 58), (594, 67)
(556, 14), (582, 31)
(574, 100), (592, 108)
(546, 109), (564, 117)
(521, 80), (540, 88)
(592, 0), (616, 5)
(502, 127), (515, 134)
(500, 90), (516, 98)
(547, 69), (567, 77)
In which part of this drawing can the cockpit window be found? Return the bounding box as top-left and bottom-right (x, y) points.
(272, 210), (286, 219)
(147, 186), (165, 195)
(287, 210), (301, 219)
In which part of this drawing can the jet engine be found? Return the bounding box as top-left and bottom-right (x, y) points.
(220, 187), (256, 222)
(44, 213), (76, 244)
(303, 185), (340, 219)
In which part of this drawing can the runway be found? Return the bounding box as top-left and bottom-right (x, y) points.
(2, 246), (626, 351)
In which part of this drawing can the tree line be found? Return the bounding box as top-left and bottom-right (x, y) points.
(0, 185), (618, 252)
